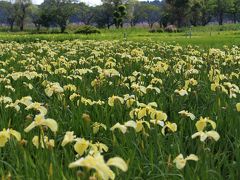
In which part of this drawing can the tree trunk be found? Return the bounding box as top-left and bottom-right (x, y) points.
(20, 21), (24, 31)
(233, 13), (237, 24)
(10, 23), (14, 31)
(130, 20), (134, 27)
(218, 11), (223, 25)
(60, 26), (66, 33)
(36, 24), (41, 31)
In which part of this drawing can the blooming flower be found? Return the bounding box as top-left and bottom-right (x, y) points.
(44, 82), (64, 97)
(191, 130), (220, 142)
(69, 153), (128, 180)
(108, 95), (124, 107)
(178, 110), (195, 120)
(92, 122), (107, 134)
(173, 154), (198, 169)
(61, 131), (76, 146)
(161, 122), (177, 135)
(24, 114), (58, 133)
(0, 128), (21, 147)
(74, 138), (90, 156)
(174, 89), (188, 96)
(110, 123), (127, 134)
(32, 135), (55, 149)
(195, 117), (216, 132)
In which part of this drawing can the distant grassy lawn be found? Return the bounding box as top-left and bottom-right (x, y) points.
(0, 27), (240, 48)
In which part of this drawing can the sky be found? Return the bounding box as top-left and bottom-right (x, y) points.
(32, 0), (151, 6)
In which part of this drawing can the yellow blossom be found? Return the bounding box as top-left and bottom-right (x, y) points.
(161, 122), (177, 135)
(74, 138), (90, 156)
(191, 130), (220, 142)
(108, 95), (124, 107)
(0, 128), (21, 147)
(173, 154), (198, 169)
(69, 153), (127, 180)
(110, 123), (127, 134)
(61, 131), (76, 146)
(195, 117), (216, 132)
(92, 122), (107, 134)
(32, 135), (55, 149)
(24, 114), (58, 133)
(174, 89), (188, 96)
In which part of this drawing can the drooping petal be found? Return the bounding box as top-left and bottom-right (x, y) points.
(68, 157), (85, 168)
(74, 139), (89, 156)
(124, 120), (137, 128)
(110, 123), (127, 134)
(10, 129), (21, 141)
(138, 108), (146, 119)
(173, 154), (186, 169)
(236, 103), (240, 112)
(0, 133), (8, 147)
(206, 130), (220, 141)
(42, 118), (58, 132)
(206, 119), (216, 130)
(24, 122), (37, 133)
(186, 154), (199, 161)
(191, 131), (201, 139)
(107, 157), (128, 172)
(61, 131), (76, 146)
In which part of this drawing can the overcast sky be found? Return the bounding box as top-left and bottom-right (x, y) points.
(32, 0), (152, 6)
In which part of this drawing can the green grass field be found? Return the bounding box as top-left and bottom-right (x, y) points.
(0, 28), (240, 179)
(1, 25), (240, 48)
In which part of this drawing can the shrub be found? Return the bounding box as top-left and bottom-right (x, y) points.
(74, 25), (101, 34)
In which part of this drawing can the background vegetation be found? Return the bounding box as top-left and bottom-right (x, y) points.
(0, 0), (240, 33)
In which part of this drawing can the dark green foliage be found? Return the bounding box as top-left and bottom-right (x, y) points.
(74, 25), (101, 34)
(113, 5), (127, 28)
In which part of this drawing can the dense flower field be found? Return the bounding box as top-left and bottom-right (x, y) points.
(0, 40), (239, 179)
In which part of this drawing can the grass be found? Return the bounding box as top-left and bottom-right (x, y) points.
(0, 25), (240, 47)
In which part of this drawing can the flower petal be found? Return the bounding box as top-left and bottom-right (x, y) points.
(42, 118), (58, 132)
(107, 157), (128, 172)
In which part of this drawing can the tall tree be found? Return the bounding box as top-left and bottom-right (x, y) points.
(29, 5), (42, 31)
(0, 1), (16, 31)
(40, 0), (76, 33)
(75, 3), (95, 25)
(125, 0), (137, 26)
(214, 0), (234, 25)
(189, 0), (216, 26)
(199, 0), (216, 26)
(113, 4), (127, 28)
(15, 0), (32, 31)
(102, 0), (135, 27)
(93, 4), (114, 28)
(165, 0), (192, 27)
(229, 0), (240, 23)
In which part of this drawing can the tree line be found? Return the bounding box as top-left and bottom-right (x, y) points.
(0, 0), (240, 32)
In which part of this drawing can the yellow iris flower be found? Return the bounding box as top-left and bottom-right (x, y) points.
(24, 114), (58, 133)
(161, 122), (177, 135)
(195, 117), (216, 132)
(69, 153), (127, 180)
(173, 154), (198, 169)
(0, 128), (21, 147)
(192, 130), (220, 142)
